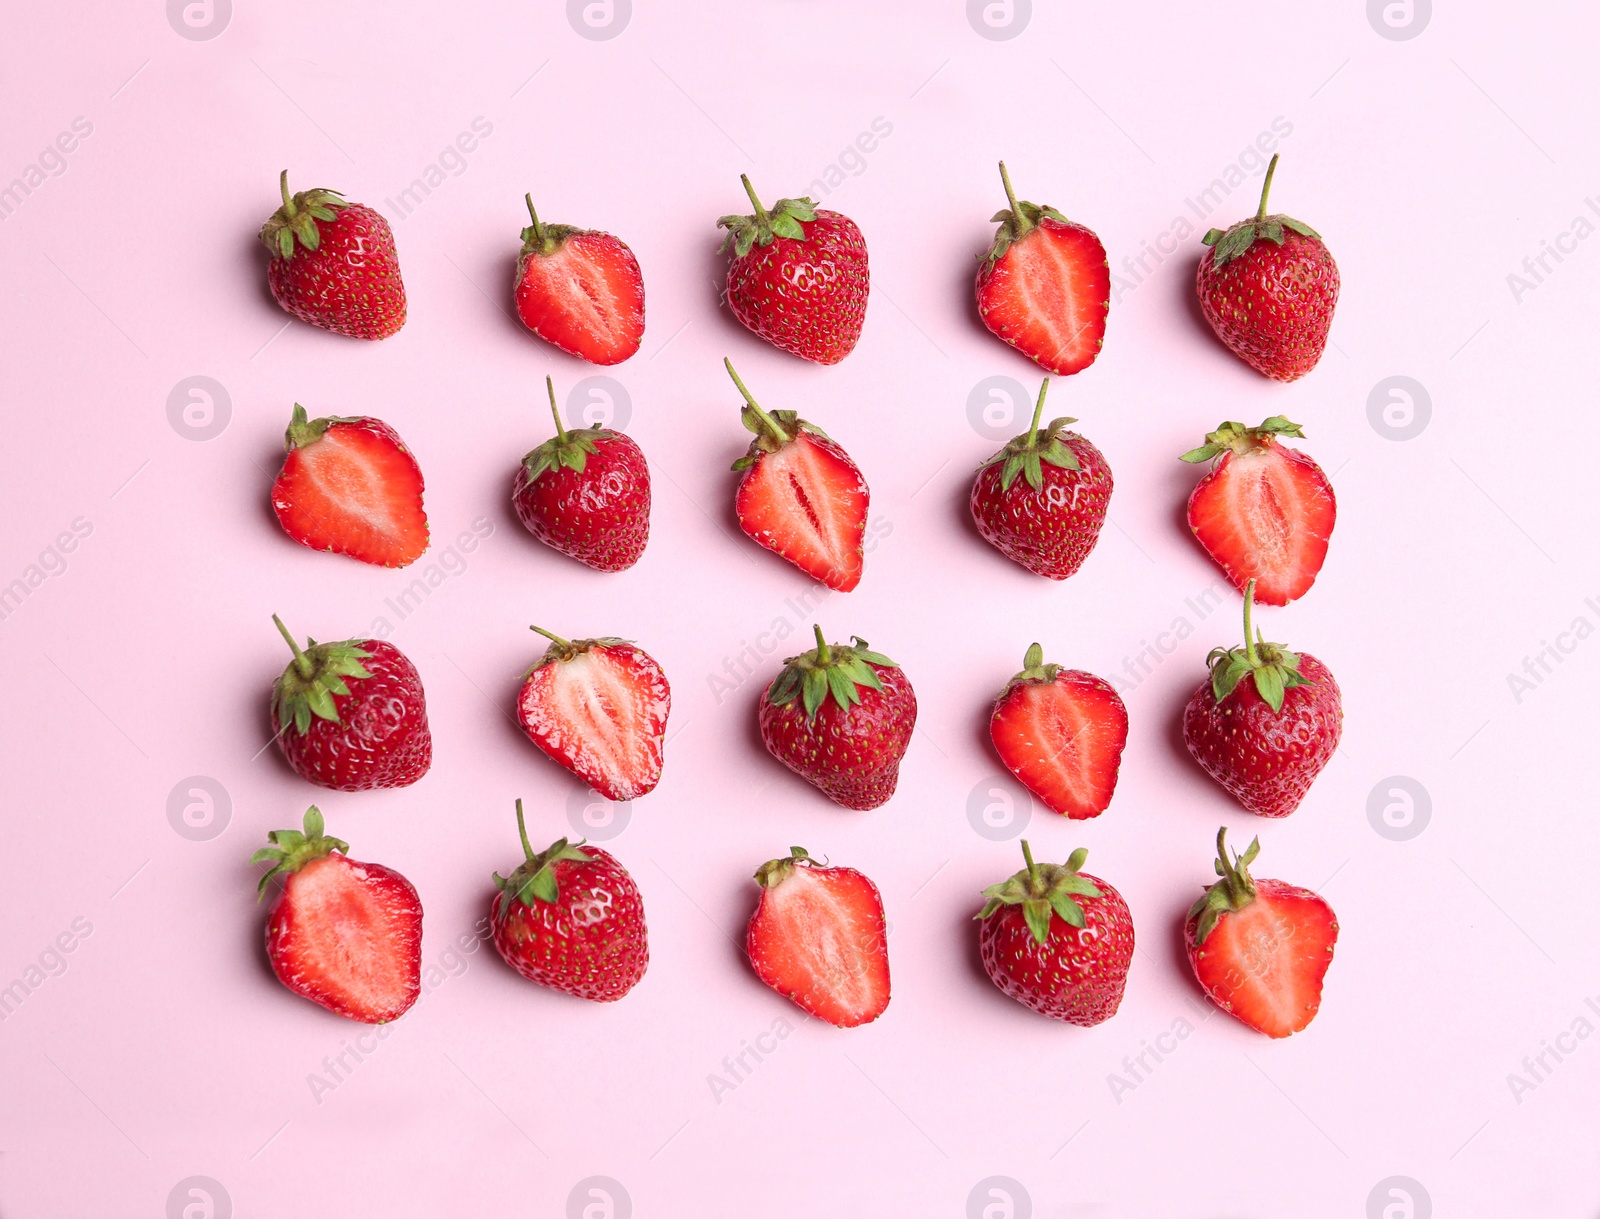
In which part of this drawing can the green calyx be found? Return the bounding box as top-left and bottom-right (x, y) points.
(1007, 642), (1061, 687)
(493, 798), (593, 906)
(271, 615), (373, 735)
(767, 625), (897, 720)
(259, 170), (350, 260)
(977, 377), (1082, 492)
(753, 845), (818, 889)
(284, 403), (361, 451)
(981, 161), (1073, 268)
(1205, 579), (1313, 714)
(976, 839), (1103, 945)
(724, 358), (830, 471)
(521, 377), (611, 481)
(525, 625), (628, 671)
(1188, 826), (1260, 945)
(251, 806), (349, 899)
(518, 194), (584, 258)
(1179, 416), (1306, 465)
(1200, 155), (1321, 269)
(717, 174), (817, 258)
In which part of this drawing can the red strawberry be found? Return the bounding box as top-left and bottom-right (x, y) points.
(491, 799), (648, 1002)
(270, 615), (432, 792)
(259, 170), (406, 340)
(745, 847), (889, 1028)
(1180, 416), (1336, 607)
(513, 195), (645, 365)
(969, 377), (1112, 579)
(989, 644), (1128, 819)
(252, 807), (422, 1023)
(516, 628), (670, 801)
(1182, 580), (1342, 818)
(1185, 827), (1338, 1038)
(1195, 155), (1339, 382)
(975, 162), (1110, 376)
(758, 628), (916, 811)
(727, 359), (869, 592)
(512, 376), (651, 572)
(718, 176), (868, 365)
(271, 405), (429, 568)
(977, 841), (1133, 1027)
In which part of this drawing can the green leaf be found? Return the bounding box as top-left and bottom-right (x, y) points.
(1201, 228), (1225, 246)
(1261, 219), (1285, 245)
(1039, 440), (1080, 472)
(1281, 216), (1321, 239)
(1253, 664), (1286, 713)
(1064, 846), (1088, 873)
(802, 669), (828, 718)
(1047, 890), (1087, 929)
(1179, 442), (1221, 463)
(1023, 899), (1052, 945)
(826, 666), (860, 710)
(524, 867), (559, 905)
(1023, 643), (1043, 670)
(1022, 452), (1043, 491)
(769, 214), (805, 240)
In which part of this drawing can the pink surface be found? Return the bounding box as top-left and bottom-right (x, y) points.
(0, 3), (1590, 1215)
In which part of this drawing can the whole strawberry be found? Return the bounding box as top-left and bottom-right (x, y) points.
(1182, 580), (1341, 818)
(977, 841), (1134, 1027)
(512, 376), (651, 572)
(253, 806), (422, 1024)
(970, 377), (1112, 579)
(718, 175), (868, 364)
(514, 195), (645, 365)
(758, 627), (916, 810)
(490, 800), (648, 1002)
(270, 615), (431, 792)
(259, 170), (406, 340)
(1195, 155), (1338, 382)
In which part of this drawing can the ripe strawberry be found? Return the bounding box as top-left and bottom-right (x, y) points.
(259, 170), (406, 340)
(1181, 416), (1336, 606)
(1195, 155), (1338, 382)
(491, 799), (648, 1002)
(717, 175), (868, 364)
(252, 806), (422, 1024)
(1185, 827), (1338, 1038)
(727, 359), (869, 592)
(969, 377), (1112, 579)
(1182, 580), (1341, 818)
(513, 195), (645, 365)
(975, 162), (1110, 376)
(512, 376), (650, 572)
(977, 841), (1133, 1027)
(989, 644), (1128, 819)
(271, 405), (429, 568)
(516, 628), (670, 801)
(758, 627), (916, 811)
(270, 615), (432, 792)
(745, 847), (889, 1028)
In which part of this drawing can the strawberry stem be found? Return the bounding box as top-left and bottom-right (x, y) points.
(514, 798), (534, 862)
(1021, 838), (1038, 885)
(1241, 579), (1259, 665)
(545, 376), (566, 443)
(724, 358), (789, 443)
(524, 194), (546, 246)
(812, 623), (830, 663)
(739, 173), (770, 229)
(1255, 154), (1278, 221)
(998, 160), (1032, 239)
(530, 625), (574, 649)
(272, 614), (314, 680)
(1028, 377), (1051, 443)
(278, 169), (294, 215)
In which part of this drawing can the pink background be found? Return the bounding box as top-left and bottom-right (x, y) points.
(0, 2), (1591, 1215)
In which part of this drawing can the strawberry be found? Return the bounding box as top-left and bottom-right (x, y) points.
(1182, 580), (1341, 818)
(271, 404), (429, 568)
(252, 807), (422, 1024)
(758, 627), (916, 811)
(1180, 416), (1336, 607)
(969, 377), (1112, 580)
(259, 170), (406, 340)
(977, 841), (1133, 1027)
(989, 644), (1128, 819)
(1195, 155), (1339, 382)
(745, 847), (889, 1028)
(513, 195), (645, 365)
(491, 799), (648, 1002)
(975, 162), (1110, 376)
(727, 359), (869, 592)
(516, 627), (670, 801)
(270, 615), (432, 792)
(717, 176), (868, 365)
(512, 377), (651, 572)
(1185, 827), (1338, 1038)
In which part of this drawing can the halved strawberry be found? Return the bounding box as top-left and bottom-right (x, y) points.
(726, 359), (868, 591)
(516, 628), (670, 802)
(513, 195), (645, 366)
(745, 847), (889, 1028)
(271, 405), (429, 568)
(989, 644), (1128, 819)
(1181, 416), (1335, 606)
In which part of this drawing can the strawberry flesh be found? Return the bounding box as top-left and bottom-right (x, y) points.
(747, 863), (889, 1027)
(990, 669), (1127, 819)
(515, 231), (645, 366)
(977, 217), (1110, 376)
(736, 433), (868, 591)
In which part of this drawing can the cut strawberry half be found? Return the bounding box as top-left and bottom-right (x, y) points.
(513, 195), (645, 366)
(745, 847), (890, 1028)
(271, 405), (429, 568)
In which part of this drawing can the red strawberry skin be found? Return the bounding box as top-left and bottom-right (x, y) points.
(273, 639), (432, 792)
(1183, 653), (1341, 818)
(990, 664), (1127, 819)
(971, 430), (1112, 580)
(977, 216), (1109, 376)
(266, 853), (422, 1023)
(515, 220), (645, 365)
(262, 179), (406, 340)
(979, 871), (1133, 1026)
(513, 430), (651, 572)
(1197, 228), (1338, 382)
(492, 844), (648, 1002)
(736, 431), (868, 592)
(725, 207), (868, 365)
